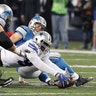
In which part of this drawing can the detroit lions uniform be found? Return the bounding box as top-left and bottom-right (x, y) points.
(15, 25), (34, 47)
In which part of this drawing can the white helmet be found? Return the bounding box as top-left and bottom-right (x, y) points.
(28, 16), (46, 35)
(0, 4), (13, 26)
(33, 31), (52, 51)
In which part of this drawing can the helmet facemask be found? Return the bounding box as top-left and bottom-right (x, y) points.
(40, 40), (50, 52)
(33, 31), (52, 52)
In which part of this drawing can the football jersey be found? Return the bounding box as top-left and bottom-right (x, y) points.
(15, 25), (34, 47)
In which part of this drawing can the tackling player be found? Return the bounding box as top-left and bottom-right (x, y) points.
(0, 4), (74, 88)
(0, 31), (73, 88)
(10, 15), (93, 86)
(0, 4), (29, 87)
(0, 4), (17, 87)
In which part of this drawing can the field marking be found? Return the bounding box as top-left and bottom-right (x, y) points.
(0, 92), (96, 95)
(71, 65), (96, 68)
(51, 49), (96, 54)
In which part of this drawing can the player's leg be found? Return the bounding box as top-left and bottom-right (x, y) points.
(49, 52), (74, 74)
(0, 77), (14, 87)
(49, 52), (93, 86)
(18, 66), (52, 84)
(50, 57), (74, 74)
(18, 66), (41, 78)
(18, 66), (38, 78)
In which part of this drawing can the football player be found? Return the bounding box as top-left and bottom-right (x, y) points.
(10, 15), (93, 86)
(0, 31), (73, 88)
(0, 4), (28, 87)
(0, 4), (74, 88)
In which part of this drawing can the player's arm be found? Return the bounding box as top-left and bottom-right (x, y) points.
(43, 56), (66, 75)
(0, 25), (26, 57)
(0, 25), (16, 51)
(26, 51), (71, 87)
(10, 25), (27, 43)
(10, 32), (22, 43)
(26, 51), (58, 76)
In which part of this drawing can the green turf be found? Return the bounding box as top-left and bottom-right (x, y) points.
(0, 41), (96, 96)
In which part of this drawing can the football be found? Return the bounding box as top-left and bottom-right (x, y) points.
(57, 79), (75, 89)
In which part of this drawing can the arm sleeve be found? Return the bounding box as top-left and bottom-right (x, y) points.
(15, 25), (27, 39)
(0, 32), (13, 49)
(26, 51), (58, 76)
(43, 56), (66, 75)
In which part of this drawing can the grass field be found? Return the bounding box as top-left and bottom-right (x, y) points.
(0, 41), (96, 96)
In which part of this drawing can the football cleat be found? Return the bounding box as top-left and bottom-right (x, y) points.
(0, 77), (14, 87)
(75, 75), (93, 86)
(47, 80), (56, 86)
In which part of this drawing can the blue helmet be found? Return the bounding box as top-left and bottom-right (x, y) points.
(0, 4), (13, 26)
(28, 16), (46, 35)
(33, 31), (52, 51)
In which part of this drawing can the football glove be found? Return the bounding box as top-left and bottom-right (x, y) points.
(55, 73), (69, 87)
(14, 48), (30, 58)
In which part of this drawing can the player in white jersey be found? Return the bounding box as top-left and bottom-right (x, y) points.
(11, 16), (93, 86)
(0, 31), (74, 88)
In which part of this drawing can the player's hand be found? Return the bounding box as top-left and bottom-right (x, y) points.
(56, 73), (69, 87)
(18, 58), (32, 66)
(0, 77), (14, 87)
(14, 48), (30, 58)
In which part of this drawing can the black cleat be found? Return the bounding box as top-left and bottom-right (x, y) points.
(47, 80), (56, 86)
(0, 77), (14, 87)
(47, 79), (61, 86)
(75, 75), (93, 87)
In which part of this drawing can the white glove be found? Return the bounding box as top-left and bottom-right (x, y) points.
(55, 73), (69, 87)
(14, 48), (30, 58)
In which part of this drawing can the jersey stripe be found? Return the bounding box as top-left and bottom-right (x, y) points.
(28, 43), (38, 53)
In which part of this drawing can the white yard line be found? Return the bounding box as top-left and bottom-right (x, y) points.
(0, 92), (96, 95)
(51, 49), (96, 54)
(71, 65), (96, 68)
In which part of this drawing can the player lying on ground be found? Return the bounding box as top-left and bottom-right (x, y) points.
(10, 15), (93, 86)
(0, 4), (93, 87)
(0, 30), (75, 88)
